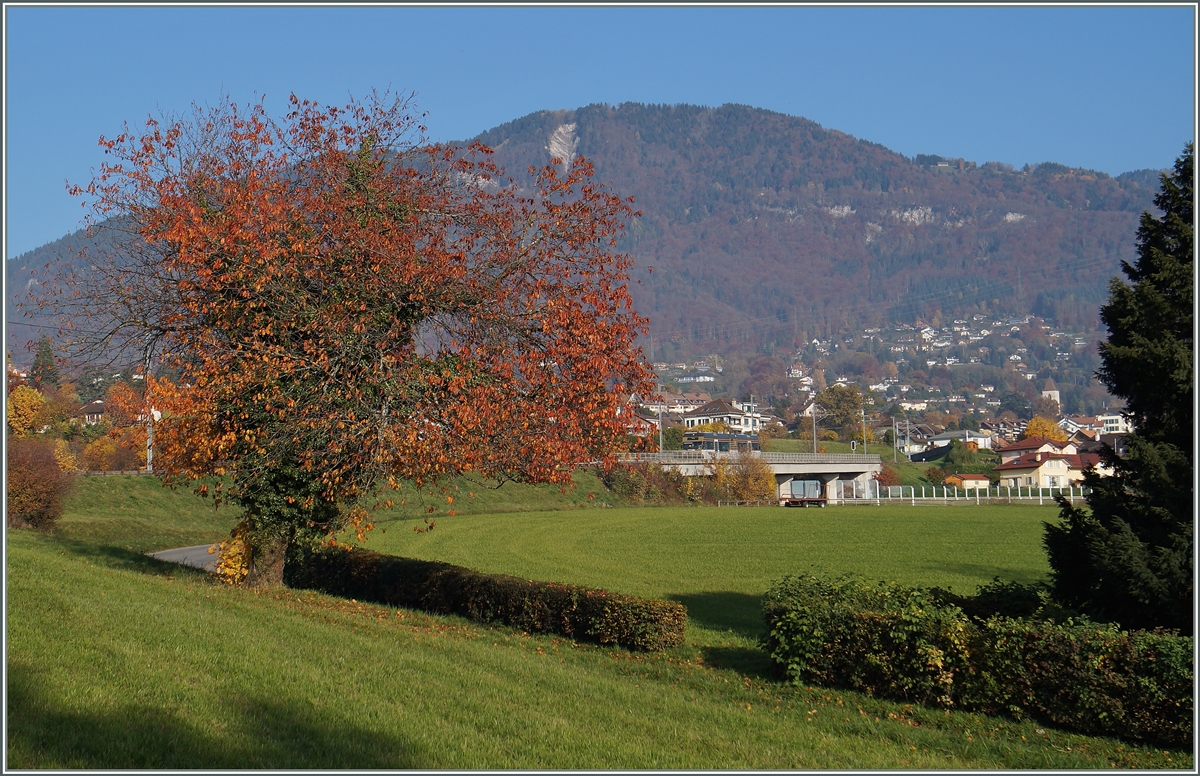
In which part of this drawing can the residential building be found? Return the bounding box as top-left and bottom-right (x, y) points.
(1059, 415), (1103, 436)
(683, 399), (775, 433)
(996, 436), (1077, 465)
(925, 429), (994, 450)
(944, 473), (992, 490)
(77, 399), (106, 426)
(994, 450), (1103, 489)
(1096, 412), (1132, 434)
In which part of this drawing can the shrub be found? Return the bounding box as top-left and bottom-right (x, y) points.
(762, 573), (1194, 747)
(6, 438), (71, 531)
(958, 617), (1193, 747)
(874, 466), (902, 487)
(209, 521), (250, 586)
(762, 574), (971, 707)
(708, 452), (776, 502)
(928, 577), (1048, 621)
(110, 426), (148, 470)
(286, 545), (687, 652)
(51, 439), (79, 472)
(597, 462), (691, 505)
(81, 436), (118, 471)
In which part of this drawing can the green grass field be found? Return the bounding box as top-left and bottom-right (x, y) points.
(356, 501), (1054, 654)
(5, 475), (1188, 769)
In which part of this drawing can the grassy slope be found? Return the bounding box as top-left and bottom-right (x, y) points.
(6, 476), (1187, 769)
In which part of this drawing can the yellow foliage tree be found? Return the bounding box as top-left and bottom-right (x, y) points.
(82, 437), (118, 471)
(691, 421), (729, 433)
(709, 452), (777, 502)
(52, 440), (79, 472)
(6, 385), (46, 437)
(1022, 416), (1068, 442)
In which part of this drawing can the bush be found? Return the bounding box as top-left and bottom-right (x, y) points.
(6, 438), (71, 531)
(286, 545), (688, 652)
(874, 466), (902, 487)
(958, 618), (1193, 747)
(763, 575), (971, 707)
(762, 573), (1193, 747)
(597, 462), (692, 505)
(928, 578), (1048, 621)
(81, 436), (118, 471)
(708, 453), (776, 502)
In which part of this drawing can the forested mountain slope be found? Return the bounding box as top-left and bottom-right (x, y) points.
(8, 102), (1162, 363)
(474, 103), (1160, 361)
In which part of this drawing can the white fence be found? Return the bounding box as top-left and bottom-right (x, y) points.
(847, 484), (1090, 506)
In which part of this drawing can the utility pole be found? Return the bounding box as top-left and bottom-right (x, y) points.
(811, 402), (830, 454)
(658, 383), (664, 453)
(861, 406), (868, 455)
(143, 348), (154, 474)
(893, 416), (897, 464)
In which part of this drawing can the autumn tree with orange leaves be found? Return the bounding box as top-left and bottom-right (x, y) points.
(41, 92), (654, 585)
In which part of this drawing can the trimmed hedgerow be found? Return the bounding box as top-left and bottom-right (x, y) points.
(762, 575), (972, 708)
(958, 616), (1193, 747)
(285, 545), (687, 652)
(762, 574), (1193, 748)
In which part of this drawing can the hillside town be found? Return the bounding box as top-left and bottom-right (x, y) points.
(616, 310), (1130, 489)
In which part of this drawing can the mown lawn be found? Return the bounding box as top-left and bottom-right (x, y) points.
(5, 475), (1189, 769)
(358, 501), (1056, 654)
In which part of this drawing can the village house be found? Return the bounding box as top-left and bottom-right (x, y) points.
(76, 399), (106, 426)
(622, 413), (659, 437)
(994, 449), (1103, 489)
(996, 435), (1077, 464)
(635, 391), (712, 415)
(979, 418), (1026, 444)
(683, 399), (775, 433)
(924, 428), (995, 450)
(1096, 411), (1132, 434)
(943, 473), (992, 490)
(1059, 415), (1103, 437)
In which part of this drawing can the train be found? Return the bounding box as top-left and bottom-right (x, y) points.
(680, 431), (761, 454)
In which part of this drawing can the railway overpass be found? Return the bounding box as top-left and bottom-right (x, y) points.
(618, 451), (884, 503)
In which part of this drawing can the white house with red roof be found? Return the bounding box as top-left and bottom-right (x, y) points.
(996, 436), (1077, 464)
(994, 447), (1105, 489)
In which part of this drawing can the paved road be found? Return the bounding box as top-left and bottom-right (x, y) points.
(148, 544), (220, 572)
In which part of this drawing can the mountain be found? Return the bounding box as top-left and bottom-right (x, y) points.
(7, 102), (1163, 364)
(471, 103), (1161, 364)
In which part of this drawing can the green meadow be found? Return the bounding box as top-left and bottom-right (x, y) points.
(5, 475), (1188, 769)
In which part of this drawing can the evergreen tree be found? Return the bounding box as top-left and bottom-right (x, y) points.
(30, 336), (59, 391)
(1044, 144), (1193, 633)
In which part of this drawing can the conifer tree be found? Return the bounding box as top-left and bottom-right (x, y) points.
(1044, 144), (1193, 633)
(30, 336), (59, 391)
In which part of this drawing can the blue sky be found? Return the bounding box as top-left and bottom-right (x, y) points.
(4, 4), (1196, 259)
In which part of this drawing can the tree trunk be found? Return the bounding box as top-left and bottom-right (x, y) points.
(245, 532), (290, 588)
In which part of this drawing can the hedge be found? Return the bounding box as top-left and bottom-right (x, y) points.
(763, 574), (1193, 747)
(285, 545), (687, 652)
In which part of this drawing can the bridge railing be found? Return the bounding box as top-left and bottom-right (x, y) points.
(620, 451), (882, 465)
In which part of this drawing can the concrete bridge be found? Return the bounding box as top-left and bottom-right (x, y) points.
(619, 451), (883, 503)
